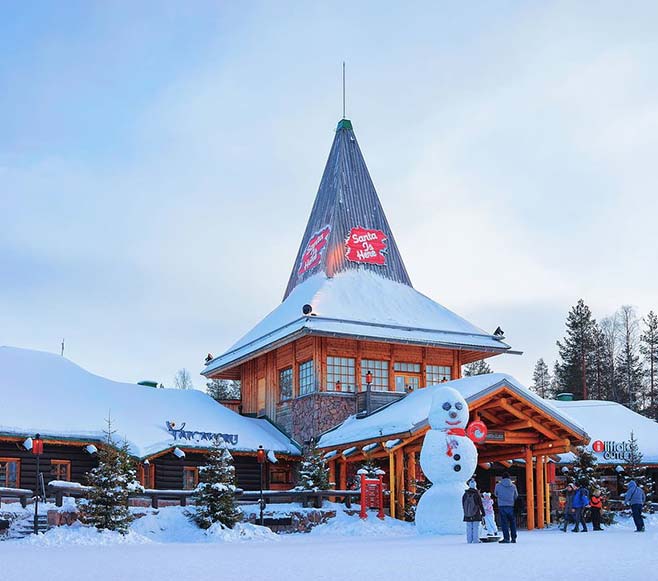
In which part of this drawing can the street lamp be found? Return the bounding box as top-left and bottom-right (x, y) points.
(257, 445), (267, 526)
(365, 371), (373, 414)
(32, 434), (43, 535)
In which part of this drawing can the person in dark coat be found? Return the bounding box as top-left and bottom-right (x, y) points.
(462, 479), (484, 544)
(572, 480), (590, 532)
(494, 472), (519, 543)
(625, 480), (646, 532)
(561, 483), (576, 532)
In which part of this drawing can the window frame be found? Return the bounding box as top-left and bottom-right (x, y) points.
(50, 459), (71, 482)
(183, 466), (199, 490)
(298, 360), (316, 396)
(138, 463), (156, 489)
(279, 366), (293, 401)
(0, 457), (20, 488)
(426, 364), (452, 385)
(326, 356), (356, 392)
(360, 359), (390, 391)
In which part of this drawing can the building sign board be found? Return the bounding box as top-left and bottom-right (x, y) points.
(591, 439), (633, 462)
(298, 225), (331, 276)
(166, 421), (238, 446)
(486, 431), (506, 442)
(345, 227), (388, 265)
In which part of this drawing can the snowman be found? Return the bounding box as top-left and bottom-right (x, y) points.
(415, 386), (482, 535)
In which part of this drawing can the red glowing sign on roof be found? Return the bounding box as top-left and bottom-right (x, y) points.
(298, 225), (331, 276)
(345, 227), (388, 265)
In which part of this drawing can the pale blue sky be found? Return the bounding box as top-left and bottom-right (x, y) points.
(2, 2), (658, 387)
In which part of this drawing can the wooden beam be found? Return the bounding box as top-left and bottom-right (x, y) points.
(406, 449), (417, 497)
(506, 420), (533, 431)
(388, 453), (396, 519)
(535, 454), (545, 529)
(478, 409), (503, 425)
(525, 447), (535, 531)
(395, 449), (405, 520)
(498, 401), (560, 441)
(544, 458), (551, 525)
(339, 459), (347, 491)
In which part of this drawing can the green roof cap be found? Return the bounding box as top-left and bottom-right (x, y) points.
(336, 118), (353, 131)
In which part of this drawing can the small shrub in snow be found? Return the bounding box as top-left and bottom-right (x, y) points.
(191, 441), (241, 529)
(294, 441), (330, 491)
(80, 419), (143, 534)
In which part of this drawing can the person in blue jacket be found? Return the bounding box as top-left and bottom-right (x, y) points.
(571, 480), (590, 532)
(624, 480), (646, 532)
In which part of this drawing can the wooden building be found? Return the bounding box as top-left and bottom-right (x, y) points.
(204, 118), (515, 445)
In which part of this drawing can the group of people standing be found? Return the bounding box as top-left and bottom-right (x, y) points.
(462, 472), (519, 544)
(561, 481), (603, 532)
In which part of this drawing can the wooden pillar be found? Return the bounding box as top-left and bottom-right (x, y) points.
(525, 447), (535, 530)
(535, 454), (545, 529)
(388, 453), (396, 519)
(339, 459), (347, 491)
(328, 460), (336, 502)
(544, 460), (551, 525)
(406, 450), (417, 497)
(395, 448), (405, 520)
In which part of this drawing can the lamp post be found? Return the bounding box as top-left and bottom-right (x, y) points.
(257, 445), (266, 526)
(365, 371), (372, 414)
(32, 433), (43, 535)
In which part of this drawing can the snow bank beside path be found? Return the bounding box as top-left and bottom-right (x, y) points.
(311, 508), (415, 537)
(24, 523), (151, 546)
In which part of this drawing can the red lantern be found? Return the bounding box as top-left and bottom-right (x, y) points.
(365, 371), (373, 385)
(32, 434), (43, 456)
(335, 380), (342, 392)
(257, 446), (266, 464)
(466, 421), (488, 444)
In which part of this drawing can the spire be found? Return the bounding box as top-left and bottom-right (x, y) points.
(283, 119), (412, 299)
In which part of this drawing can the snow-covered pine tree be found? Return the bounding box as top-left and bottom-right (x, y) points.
(640, 311), (658, 419)
(531, 358), (551, 398)
(206, 378), (241, 402)
(80, 418), (143, 534)
(624, 431), (654, 504)
(294, 441), (330, 491)
(616, 306), (644, 412)
(190, 440), (240, 529)
(463, 359), (493, 376)
(556, 299), (597, 400)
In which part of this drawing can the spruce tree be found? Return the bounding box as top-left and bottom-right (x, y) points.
(191, 441), (240, 529)
(80, 419), (143, 534)
(463, 359), (493, 376)
(294, 441), (330, 490)
(616, 306), (644, 411)
(206, 379), (241, 402)
(624, 432), (654, 504)
(640, 311), (658, 419)
(531, 358), (551, 398)
(556, 299), (597, 399)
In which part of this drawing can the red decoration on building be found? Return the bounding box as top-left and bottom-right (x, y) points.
(592, 440), (605, 453)
(298, 225), (331, 276)
(359, 472), (385, 520)
(345, 227), (387, 265)
(466, 421), (488, 444)
(32, 434), (43, 456)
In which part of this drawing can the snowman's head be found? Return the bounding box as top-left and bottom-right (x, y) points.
(428, 386), (469, 431)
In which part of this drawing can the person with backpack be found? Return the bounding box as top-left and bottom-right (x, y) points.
(572, 480), (590, 532)
(589, 489), (604, 531)
(624, 480), (646, 532)
(462, 479), (485, 543)
(494, 472), (519, 543)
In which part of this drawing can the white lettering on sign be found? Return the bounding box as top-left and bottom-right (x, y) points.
(166, 421), (238, 446)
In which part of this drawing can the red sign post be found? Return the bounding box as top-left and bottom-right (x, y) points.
(345, 227), (387, 265)
(359, 473), (385, 520)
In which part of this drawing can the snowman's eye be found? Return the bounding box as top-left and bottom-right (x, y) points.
(442, 402), (451, 411)
(455, 402), (463, 410)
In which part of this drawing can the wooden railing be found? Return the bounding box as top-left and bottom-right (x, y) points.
(0, 486), (33, 508)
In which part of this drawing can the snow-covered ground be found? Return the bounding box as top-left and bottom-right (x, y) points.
(1, 507), (656, 581)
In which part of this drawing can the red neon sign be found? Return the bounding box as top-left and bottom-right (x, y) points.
(345, 227), (387, 265)
(298, 225), (331, 276)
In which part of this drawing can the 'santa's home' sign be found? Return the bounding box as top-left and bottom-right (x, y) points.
(298, 225), (331, 276)
(166, 421), (238, 446)
(345, 227), (387, 265)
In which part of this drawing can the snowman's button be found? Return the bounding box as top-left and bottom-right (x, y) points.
(454, 464), (461, 472)
(454, 454), (461, 461)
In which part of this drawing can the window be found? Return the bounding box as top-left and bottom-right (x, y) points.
(0, 458), (20, 488)
(51, 460), (71, 481)
(426, 365), (452, 385)
(361, 360), (389, 390)
(326, 357), (356, 392)
(270, 467), (292, 485)
(393, 362), (421, 373)
(279, 367), (293, 401)
(299, 360), (315, 395)
(183, 466), (199, 490)
(139, 464), (155, 489)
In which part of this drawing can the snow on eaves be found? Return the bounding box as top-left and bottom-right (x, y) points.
(204, 270), (511, 374)
(0, 346), (299, 459)
(317, 373), (588, 449)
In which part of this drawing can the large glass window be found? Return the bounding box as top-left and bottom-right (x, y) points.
(299, 360), (316, 395)
(326, 357), (356, 392)
(393, 362), (421, 373)
(426, 365), (452, 385)
(279, 367), (293, 401)
(361, 360), (389, 391)
(0, 458), (19, 488)
(50, 460), (71, 482)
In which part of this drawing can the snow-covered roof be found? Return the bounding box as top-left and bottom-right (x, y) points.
(317, 373), (587, 449)
(552, 400), (658, 464)
(0, 346), (299, 459)
(204, 270), (511, 374)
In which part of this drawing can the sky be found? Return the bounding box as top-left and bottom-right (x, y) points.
(2, 1), (658, 389)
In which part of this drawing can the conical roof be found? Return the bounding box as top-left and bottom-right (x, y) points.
(283, 119), (411, 299)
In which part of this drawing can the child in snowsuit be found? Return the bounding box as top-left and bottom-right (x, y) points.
(482, 492), (498, 536)
(462, 479), (485, 543)
(590, 489), (603, 531)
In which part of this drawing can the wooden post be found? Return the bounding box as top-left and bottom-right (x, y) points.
(525, 447), (535, 530)
(339, 459), (347, 491)
(328, 460), (336, 502)
(544, 460), (551, 525)
(395, 448), (405, 520)
(535, 454), (545, 529)
(407, 450), (417, 497)
(388, 453), (396, 519)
